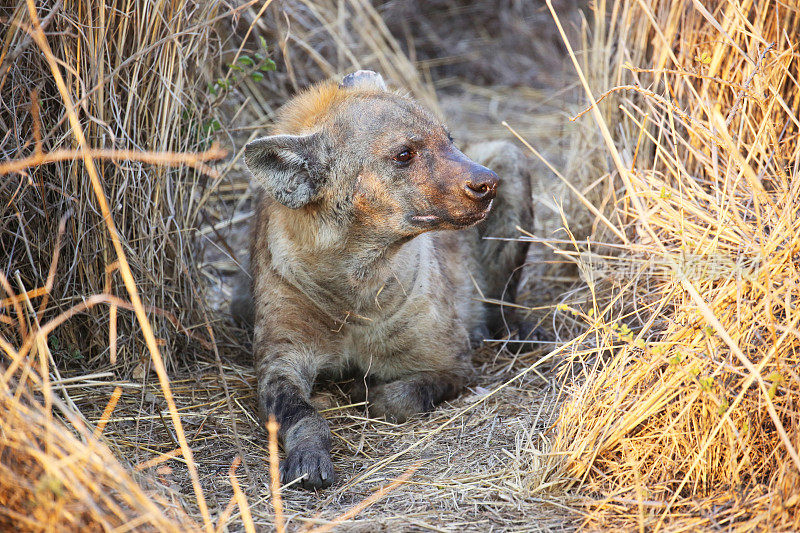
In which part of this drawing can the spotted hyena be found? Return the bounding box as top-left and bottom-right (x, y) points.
(233, 70), (533, 489)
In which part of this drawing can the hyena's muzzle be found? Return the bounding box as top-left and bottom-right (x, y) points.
(405, 146), (499, 231)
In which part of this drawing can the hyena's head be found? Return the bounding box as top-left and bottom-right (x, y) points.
(244, 70), (498, 243)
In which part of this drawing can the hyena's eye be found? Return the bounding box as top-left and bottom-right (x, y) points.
(393, 147), (415, 166)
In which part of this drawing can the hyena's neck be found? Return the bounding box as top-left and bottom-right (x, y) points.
(346, 235), (423, 290)
(268, 209), (425, 317)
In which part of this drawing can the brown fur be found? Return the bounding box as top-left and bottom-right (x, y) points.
(237, 71), (532, 489)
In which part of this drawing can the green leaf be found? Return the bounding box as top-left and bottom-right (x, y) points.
(260, 58), (276, 71)
(251, 71), (264, 82)
(203, 118), (221, 134)
(767, 372), (784, 383)
(238, 55), (255, 67)
(718, 399), (729, 415)
(259, 35), (268, 50)
(769, 381), (779, 400)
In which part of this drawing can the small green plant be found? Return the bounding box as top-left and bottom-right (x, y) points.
(202, 118), (222, 135)
(35, 475), (65, 500)
(204, 36), (276, 136)
(698, 376), (714, 392)
(667, 352), (683, 365)
(718, 398), (730, 415)
(767, 372), (784, 400)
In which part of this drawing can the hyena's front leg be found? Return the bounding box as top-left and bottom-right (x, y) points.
(256, 346), (334, 489)
(361, 370), (468, 422)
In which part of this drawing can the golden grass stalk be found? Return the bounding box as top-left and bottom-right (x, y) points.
(25, 5), (210, 522)
(0, 146), (226, 178)
(548, 0), (800, 529)
(306, 463), (419, 533)
(227, 457), (256, 533)
(267, 416), (285, 533)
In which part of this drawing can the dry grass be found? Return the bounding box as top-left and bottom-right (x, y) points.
(65, 347), (576, 531)
(2, 0), (798, 531)
(1, 0), (228, 371)
(0, 355), (191, 531)
(546, 0), (800, 529)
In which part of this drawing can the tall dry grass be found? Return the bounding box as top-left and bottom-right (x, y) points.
(1, 0), (227, 371)
(549, 0), (800, 529)
(1, 1), (234, 529)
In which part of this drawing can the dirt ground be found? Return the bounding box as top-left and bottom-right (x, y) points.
(78, 2), (592, 531)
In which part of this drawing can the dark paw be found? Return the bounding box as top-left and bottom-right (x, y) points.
(469, 324), (491, 348)
(367, 382), (418, 423)
(518, 322), (552, 342)
(280, 447), (335, 490)
(503, 321), (552, 351)
(348, 377), (369, 404)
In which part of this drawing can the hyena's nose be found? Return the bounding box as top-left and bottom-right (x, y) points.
(464, 168), (498, 202)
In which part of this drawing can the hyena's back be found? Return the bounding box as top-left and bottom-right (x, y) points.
(466, 141), (534, 334)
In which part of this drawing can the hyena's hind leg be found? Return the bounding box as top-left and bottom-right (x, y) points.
(464, 141), (535, 338)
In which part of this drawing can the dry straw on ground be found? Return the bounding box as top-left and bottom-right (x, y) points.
(0, 356), (190, 531)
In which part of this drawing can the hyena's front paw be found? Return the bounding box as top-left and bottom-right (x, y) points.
(281, 444), (335, 490)
(367, 381), (428, 423)
(363, 374), (464, 422)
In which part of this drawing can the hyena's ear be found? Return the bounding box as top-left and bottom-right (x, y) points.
(339, 70), (387, 91)
(244, 133), (329, 209)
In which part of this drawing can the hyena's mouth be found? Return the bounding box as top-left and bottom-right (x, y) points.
(408, 204), (492, 229)
(408, 214), (441, 227)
